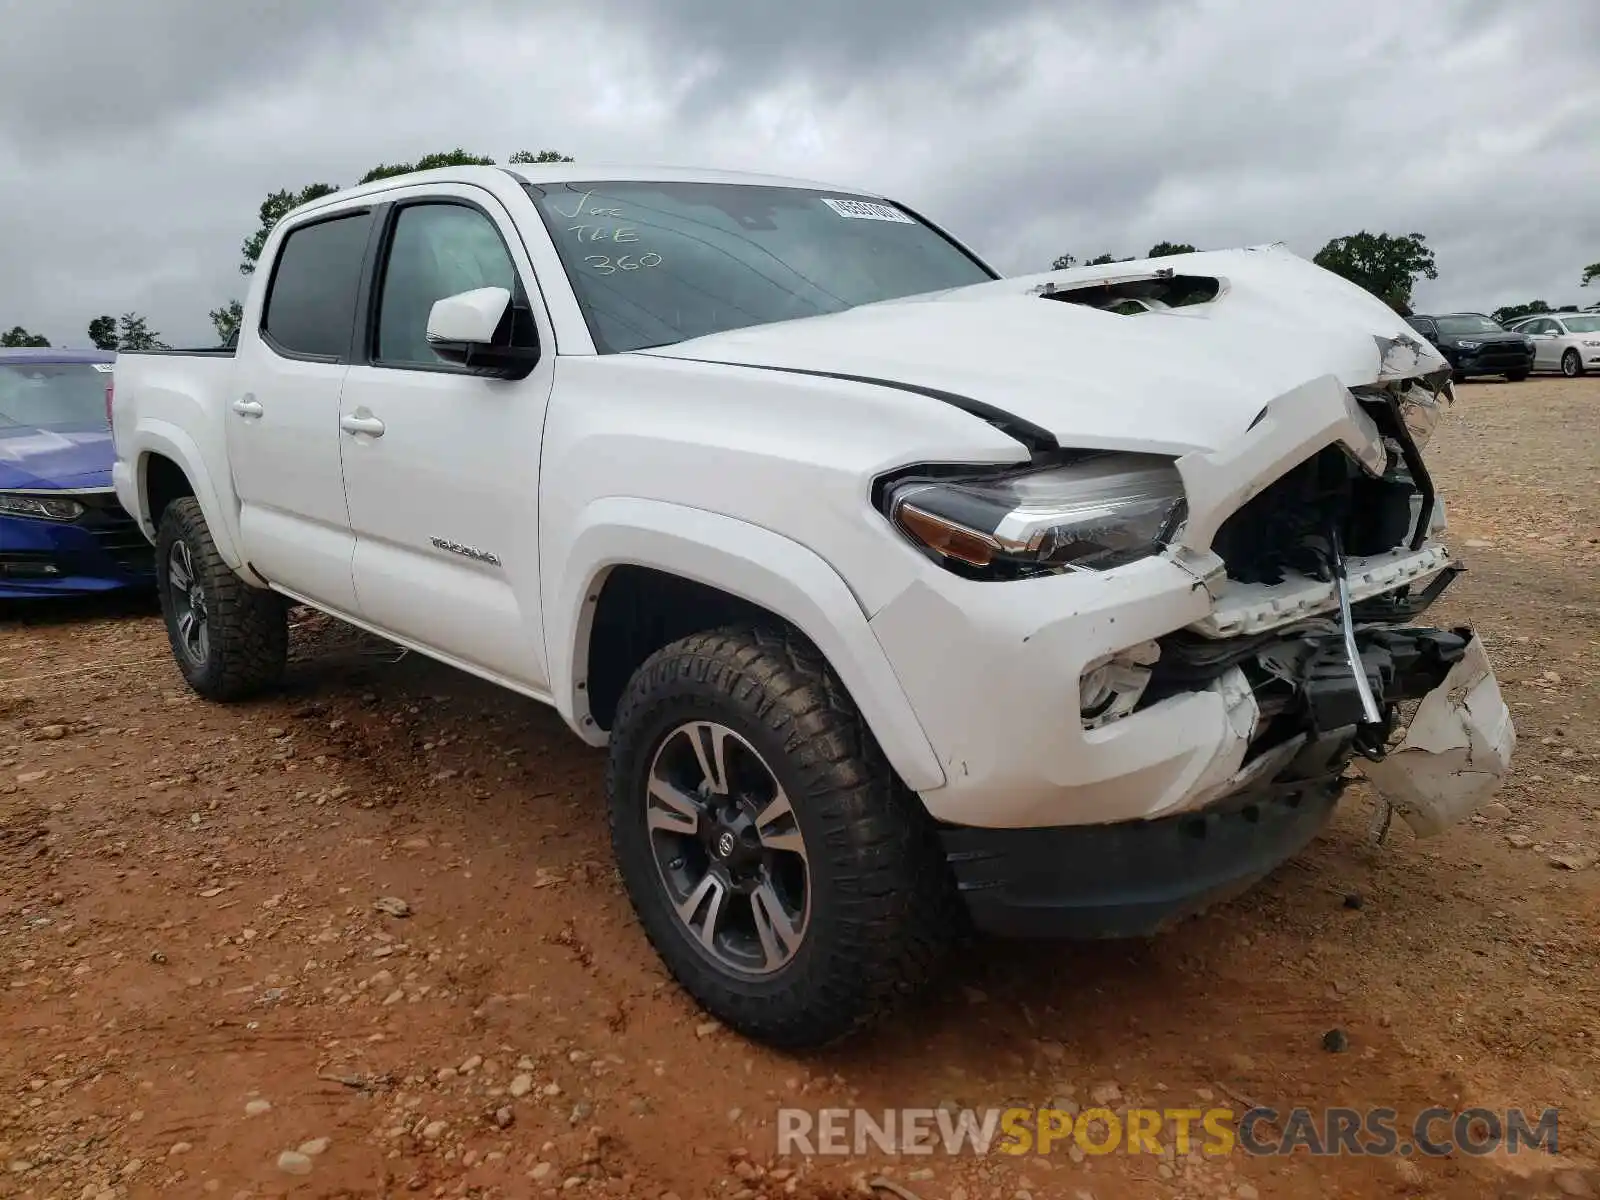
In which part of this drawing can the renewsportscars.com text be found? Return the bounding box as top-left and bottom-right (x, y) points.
(777, 1106), (1560, 1158)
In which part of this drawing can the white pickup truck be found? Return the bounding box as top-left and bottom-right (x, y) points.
(112, 164), (1514, 1046)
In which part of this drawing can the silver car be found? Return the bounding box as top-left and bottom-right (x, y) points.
(1506, 312), (1600, 377)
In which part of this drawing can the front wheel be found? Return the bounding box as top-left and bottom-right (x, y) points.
(1562, 349), (1585, 378)
(155, 497), (287, 701)
(606, 626), (955, 1048)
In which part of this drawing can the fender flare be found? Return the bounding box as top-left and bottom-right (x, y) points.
(132, 420), (252, 576)
(548, 497), (947, 794)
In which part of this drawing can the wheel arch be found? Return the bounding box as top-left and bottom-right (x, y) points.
(550, 499), (946, 794)
(131, 422), (253, 578)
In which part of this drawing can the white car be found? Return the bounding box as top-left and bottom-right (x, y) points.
(109, 165), (1514, 1046)
(1505, 312), (1600, 376)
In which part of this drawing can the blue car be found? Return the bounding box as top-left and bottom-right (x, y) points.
(0, 348), (154, 597)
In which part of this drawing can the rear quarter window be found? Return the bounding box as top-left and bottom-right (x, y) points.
(261, 211), (374, 359)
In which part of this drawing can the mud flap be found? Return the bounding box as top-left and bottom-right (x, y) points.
(1361, 633), (1515, 837)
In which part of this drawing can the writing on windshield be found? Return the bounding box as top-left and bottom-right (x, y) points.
(527, 181), (993, 353)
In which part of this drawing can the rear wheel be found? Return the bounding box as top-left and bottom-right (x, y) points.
(606, 626), (955, 1047)
(1562, 349), (1585, 378)
(155, 497), (287, 701)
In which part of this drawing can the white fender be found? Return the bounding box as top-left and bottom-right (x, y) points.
(549, 497), (947, 793)
(129, 419), (252, 578)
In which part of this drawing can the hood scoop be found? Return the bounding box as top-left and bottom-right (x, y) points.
(1034, 268), (1221, 315)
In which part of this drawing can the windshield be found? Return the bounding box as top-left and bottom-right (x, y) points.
(1561, 315), (1600, 333)
(527, 181), (995, 353)
(1435, 315), (1506, 335)
(0, 362), (111, 428)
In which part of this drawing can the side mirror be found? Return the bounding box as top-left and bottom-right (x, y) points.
(425, 286), (539, 379)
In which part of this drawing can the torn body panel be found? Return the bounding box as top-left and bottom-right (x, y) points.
(1362, 633), (1515, 836)
(1169, 373), (1387, 560)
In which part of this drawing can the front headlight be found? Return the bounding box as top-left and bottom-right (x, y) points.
(1456, 340), (1482, 350)
(1583, 340), (1600, 348)
(882, 453), (1186, 577)
(0, 492), (85, 522)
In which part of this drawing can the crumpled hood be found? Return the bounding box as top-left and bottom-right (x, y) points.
(644, 244), (1447, 456)
(0, 423), (113, 491)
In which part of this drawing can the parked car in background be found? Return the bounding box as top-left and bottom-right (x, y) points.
(111, 165), (1513, 1047)
(1503, 312), (1600, 377)
(1405, 313), (1534, 382)
(0, 348), (154, 597)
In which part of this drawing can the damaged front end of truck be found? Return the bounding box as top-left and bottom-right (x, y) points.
(1025, 252), (1517, 851)
(1168, 382), (1511, 838)
(932, 251), (1516, 938)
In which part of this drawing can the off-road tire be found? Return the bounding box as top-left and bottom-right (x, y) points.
(155, 497), (287, 701)
(606, 625), (957, 1048)
(1562, 349), (1584, 378)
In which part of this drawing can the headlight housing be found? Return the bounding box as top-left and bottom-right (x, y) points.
(1456, 340), (1482, 350)
(0, 492), (85, 522)
(881, 453), (1186, 578)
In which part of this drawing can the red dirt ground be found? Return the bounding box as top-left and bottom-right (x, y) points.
(2, 376), (1597, 1200)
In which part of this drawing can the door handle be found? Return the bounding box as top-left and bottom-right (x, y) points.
(231, 397), (264, 417)
(340, 413), (386, 437)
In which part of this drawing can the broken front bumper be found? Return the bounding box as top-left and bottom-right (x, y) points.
(939, 626), (1514, 938)
(1362, 633), (1516, 836)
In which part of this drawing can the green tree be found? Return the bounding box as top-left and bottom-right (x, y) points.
(359, 147), (496, 185)
(1583, 262), (1600, 287)
(1312, 231), (1437, 315)
(116, 313), (167, 351)
(87, 315), (118, 350)
(1147, 241), (1196, 257)
(210, 299), (243, 344)
(239, 183), (339, 275)
(1491, 300), (1551, 326)
(1, 325), (50, 347)
(1052, 251), (1134, 270)
(508, 148), (575, 164)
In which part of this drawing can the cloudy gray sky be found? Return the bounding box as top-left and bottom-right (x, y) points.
(3, 0), (1597, 346)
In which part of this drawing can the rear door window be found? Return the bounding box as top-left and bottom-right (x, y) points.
(261, 211), (374, 360)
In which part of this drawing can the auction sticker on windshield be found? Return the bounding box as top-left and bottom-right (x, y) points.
(821, 198), (915, 223)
